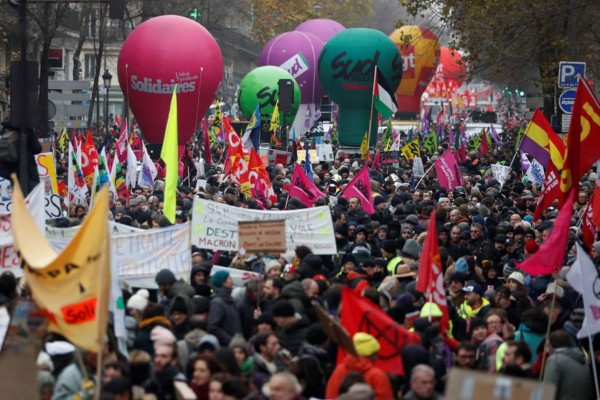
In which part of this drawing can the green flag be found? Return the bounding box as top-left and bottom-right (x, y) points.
(469, 133), (482, 153)
(422, 130), (437, 154)
(382, 121), (392, 151)
(514, 125), (525, 151)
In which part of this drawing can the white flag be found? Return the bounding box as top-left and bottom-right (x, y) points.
(566, 243), (600, 338)
(524, 159), (545, 184)
(126, 143), (138, 189)
(390, 135), (401, 151)
(137, 143), (157, 189)
(491, 163), (511, 188)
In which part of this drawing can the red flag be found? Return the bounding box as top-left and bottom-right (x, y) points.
(517, 190), (575, 276)
(249, 148), (276, 203)
(457, 144), (466, 163)
(339, 166), (374, 214)
(582, 194), (596, 251)
(116, 118), (128, 162)
(533, 163), (562, 221)
(340, 287), (420, 376)
(416, 211), (450, 334)
(479, 130), (489, 155)
(560, 78), (600, 206)
(370, 151), (381, 171)
(84, 130), (99, 168)
(288, 166), (326, 207)
(202, 119), (213, 166)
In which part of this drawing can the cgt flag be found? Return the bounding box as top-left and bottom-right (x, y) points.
(340, 287), (420, 376)
(288, 165), (326, 207)
(339, 166), (374, 214)
(434, 150), (463, 191)
(11, 179), (110, 353)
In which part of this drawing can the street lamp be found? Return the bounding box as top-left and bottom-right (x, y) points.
(102, 69), (112, 135)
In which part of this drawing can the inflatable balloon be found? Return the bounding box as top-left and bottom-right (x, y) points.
(318, 28), (402, 147)
(426, 47), (467, 98)
(118, 15), (223, 144)
(258, 31), (324, 104)
(237, 66), (301, 124)
(389, 26), (440, 117)
(295, 19), (345, 43)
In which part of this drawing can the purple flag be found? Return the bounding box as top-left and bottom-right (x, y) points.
(489, 125), (499, 143)
(304, 106), (312, 129)
(434, 150), (464, 191)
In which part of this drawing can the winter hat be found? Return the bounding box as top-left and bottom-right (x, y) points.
(401, 239), (421, 259)
(525, 240), (539, 254)
(272, 300), (295, 318)
(455, 258), (469, 274)
(150, 326), (176, 346)
(546, 282), (564, 298)
(211, 270), (230, 288)
(381, 240), (397, 254)
(155, 269), (177, 286)
(169, 296), (190, 315)
(353, 332), (380, 357)
(197, 334), (220, 352)
(306, 324), (328, 345)
(373, 196), (386, 206)
(264, 260), (282, 274)
(508, 271), (525, 286)
(126, 289), (150, 312)
(470, 318), (487, 334)
(228, 334), (248, 350)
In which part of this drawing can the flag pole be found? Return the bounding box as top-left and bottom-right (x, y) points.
(366, 66), (377, 160)
(540, 282), (557, 381)
(415, 162), (437, 189)
(589, 335), (600, 400)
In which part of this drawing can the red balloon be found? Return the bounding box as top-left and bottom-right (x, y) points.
(118, 15), (223, 144)
(439, 47), (466, 87)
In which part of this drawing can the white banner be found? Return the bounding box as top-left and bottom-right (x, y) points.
(524, 159), (545, 184)
(192, 199), (336, 254)
(491, 163), (511, 188)
(50, 224), (191, 288)
(0, 184), (45, 275)
(45, 221), (143, 240)
(412, 156), (425, 178)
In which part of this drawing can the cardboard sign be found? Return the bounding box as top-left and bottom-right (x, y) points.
(238, 220), (286, 253)
(268, 149), (292, 166)
(316, 144), (334, 162)
(445, 369), (555, 400)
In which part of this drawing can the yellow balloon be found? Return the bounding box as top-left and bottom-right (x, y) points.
(389, 26), (440, 113)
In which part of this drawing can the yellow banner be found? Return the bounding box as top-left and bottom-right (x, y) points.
(11, 180), (110, 352)
(401, 138), (421, 160)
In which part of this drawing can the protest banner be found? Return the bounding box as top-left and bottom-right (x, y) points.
(316, 144), (335, 162)
(50, 224), (191, 289)
(192, 199), (336, 254)
(45, 221), (143, 240)
(239, 220), (286, 253)
(267, 149), (292, 166)
(412, 156), (425, 178)
(491, 163), (511, 188)
(211, 265), (262, 287)
(380, 151), (400, 164)
(434, 151), (463, 190)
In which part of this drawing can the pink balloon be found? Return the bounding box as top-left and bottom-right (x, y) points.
(295, 18), (345, 43)
(118, 15), (223, 144)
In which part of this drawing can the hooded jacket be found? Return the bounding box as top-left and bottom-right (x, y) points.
(280, 281), (311, 316)
(326, 354), (393, 400)
(295, 254), (327, 280)
(208, 287), (242, 346)
(543, 347), (595, 400)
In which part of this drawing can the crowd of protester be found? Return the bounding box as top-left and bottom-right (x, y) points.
(1, 115), (599, 400)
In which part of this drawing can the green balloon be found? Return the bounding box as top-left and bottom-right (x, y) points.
(318, 28), (402, 147)
(237, 66), (301, 125)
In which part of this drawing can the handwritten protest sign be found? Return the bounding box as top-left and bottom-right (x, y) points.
(238, 220), (286, 253)
(296, 149), (319, 164)
(380, 151), (400, 165)
(192, 199), (336, 254)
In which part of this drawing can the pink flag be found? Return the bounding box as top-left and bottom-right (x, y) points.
(116, 118), (128, 162)
(288, 165), (326, 207)
(371, 151), (381, 171)
(340, 166), (374, 214)
(434, 150), (464, 191)
(516, 190), (575, 276)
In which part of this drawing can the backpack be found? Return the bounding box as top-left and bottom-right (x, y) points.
(0, 128), (19, 164)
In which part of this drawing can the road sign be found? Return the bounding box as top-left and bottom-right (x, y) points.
(558, 89), (577, 113)
(558, 61), (585, 88)
(53, 120), (87, 128)
(561, 114), (572, 133)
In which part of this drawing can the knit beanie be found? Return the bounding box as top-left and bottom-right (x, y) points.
(150, 326), (176, 346)
(126, 289), (150, 312)
(455, 258), (469, 274)
(264, 260), (282, 274)
(155, 269), (176, 286)
(211, 270), (230, 288)
(272, 300), (295, 318)
(353, 332), (380, 357)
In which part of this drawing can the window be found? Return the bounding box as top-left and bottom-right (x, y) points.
(84, 54), (96, 79)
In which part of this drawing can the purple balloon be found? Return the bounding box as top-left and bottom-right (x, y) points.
(295, 18), (346, 43)
(258, 31), (324, 104)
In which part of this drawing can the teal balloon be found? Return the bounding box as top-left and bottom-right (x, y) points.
(237, 66), (301, 125)
(318, 28), (402, 147)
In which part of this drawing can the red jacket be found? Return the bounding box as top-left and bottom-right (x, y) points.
(326, 354), (393, 400)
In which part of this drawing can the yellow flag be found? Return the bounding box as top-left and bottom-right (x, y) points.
(58, 128), (69, 151)
(401, 138), (421, 160)
(161, 87), (179, 224)
(11, 179), (110, 352)
(270, 100), (280, 132)
(359, 131), (369, 159)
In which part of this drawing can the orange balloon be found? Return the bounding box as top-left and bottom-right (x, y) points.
(389, 26), (440, 114)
